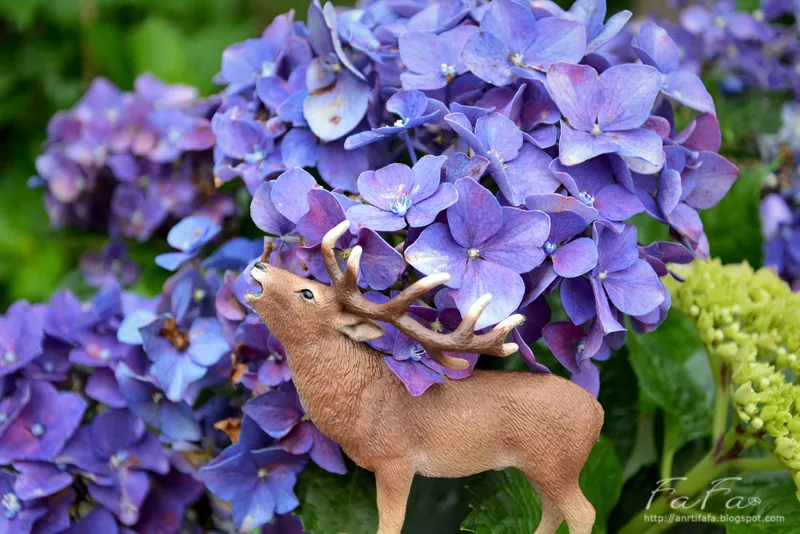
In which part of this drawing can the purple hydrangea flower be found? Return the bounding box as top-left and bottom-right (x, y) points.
(155, 215), (221, 271)
(344, 90), (445, 153)
(296, 189), (405, 290)
(242, 382), (346, 474)
(0, 301), (44, 377)
(198, 417), (308, 532)
(546, 62), (663, 167)
(57, 409), (169, 525)
(405, 178), (550, 328)
(80, 241), (140, 288)
(633, 22), (716, 114)
(535, 0), (632, 54)
(461, 0), (586, 86)
(140, 315), (230, 402)
(347, 155), (457, 231)
(251, 168), (318, 275)
(0, 471), (46, 534)
(444, 111), (559, 205)
(399, 26), (478, 90)
(0, 380), (86, 464)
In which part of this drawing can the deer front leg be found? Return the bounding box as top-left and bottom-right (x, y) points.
(374, 460), (413, 534)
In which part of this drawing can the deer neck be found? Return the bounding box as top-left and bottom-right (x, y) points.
(281, 338), (390, 444)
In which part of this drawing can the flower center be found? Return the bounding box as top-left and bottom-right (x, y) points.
(2, 351), (15, 364)
(43, 362), (54, 373)
(167, 127), (182, 145)
(369, 39), (381, 51)
(267, 352), (283, 362)
(31, 423), (45, 438)
(261, 61), (276, 77)
(440, 63), (457, 82)
(576, 338), (587, 356)
(0, 413), (6, 423)
(597, 270), (608, 281)
(578, 191), (595, 207)
(410, 344), (425, 361)
(468, 247), (481, 260)
(110, 450), (130, 468)
(152, 391), (164, 404)
(544, 241), (557, 255)
(244, 146), (266, 164)
(193, 289), (206, 303)
(390, 194), (413, 216)
(393, 117), (410, 128)
(159, 317), (190, 352)
(431, 319), (444, 333)
(2, 493), (21, 519)
(590, 123), (602, 136)
(510, 53), (525, 67)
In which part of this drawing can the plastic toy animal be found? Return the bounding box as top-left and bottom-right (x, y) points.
(246, 221), (604, 534)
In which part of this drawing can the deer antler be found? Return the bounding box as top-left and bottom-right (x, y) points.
(321, 221), (524, 370)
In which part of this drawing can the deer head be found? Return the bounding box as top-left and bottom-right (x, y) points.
(245, 220), (525, 369)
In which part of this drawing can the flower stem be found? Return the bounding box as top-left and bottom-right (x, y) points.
(727, 456), (783, 471)
(401, 131), (418, 164)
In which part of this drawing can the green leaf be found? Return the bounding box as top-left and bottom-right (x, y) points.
(627, 310), (714, 447)
(294, 464), (378, 534)
(725, 475), (800, 533)
(461, 437), (622, 534)
(598, 348), (640, 467)
(700, 164), (765, 267)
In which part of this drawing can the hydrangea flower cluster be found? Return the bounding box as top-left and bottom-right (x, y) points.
(30, 74), (234, 239)
(667, 259), (800, 498)
(10, 0), (743, 531)
(759, 102), (800, 290)
(660, 0), (800, 95)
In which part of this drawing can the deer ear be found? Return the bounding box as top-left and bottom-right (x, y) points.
(337, 314), (385, 342)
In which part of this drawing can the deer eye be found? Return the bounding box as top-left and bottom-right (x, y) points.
(300, 289), (314, 300)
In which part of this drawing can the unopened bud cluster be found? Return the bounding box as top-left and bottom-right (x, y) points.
(667, 260), (800, 497)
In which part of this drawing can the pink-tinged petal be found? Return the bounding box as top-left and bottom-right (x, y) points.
(513, 328), (550, 373)
(407, 182), (458, 228)
(502, 144), (558, 206)
(546, 62), (602, 131)
(296, 189), (346, 244)
(676, 113), (721, 152)
(481, 208), (550, 273)
(303, 72), (370, 142)
(552, 238), (597, 279)
(598, 64), (661, 131)
(475, 112), (522, 162)
(358, 164), (416, 211)
(561, 276), (596, 324)
(384, 357), (445, 396)
(542, 322), (583, 374)
(609, 128), (663, 166)
(594, 184), (644, 221)
(347, 204), (407, 232)
(667, 203), (704, 243)
(271, 168), (317, 224)
(643, 115), (672, 140)
(602, 260), (665, 316)
(460, 30), (513, 86)
(399, 31), (450, 75)
(683, 152), (739, 210)
(656, 168), (682, 217)
(587, 9), (631, 53)
(633, 22), (681, 72)
(524, 18), (586, 70)
(405, 223), (467, 288)
(447, 178), (503, 248)
(451, 260), (524, 330)
(559, 123), (619, 166)
(356, 229), (405, 291)
(663, 71), (715, 115)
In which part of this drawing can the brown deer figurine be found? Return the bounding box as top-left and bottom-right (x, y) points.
(245, 221), (604, 534)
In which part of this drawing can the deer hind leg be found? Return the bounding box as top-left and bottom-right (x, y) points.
(523, 471), (595, 534)
(374, 460), (413, 534)
(525, 479), (563, 534)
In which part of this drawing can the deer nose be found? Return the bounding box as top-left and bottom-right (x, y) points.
(253, 262), (268, 272)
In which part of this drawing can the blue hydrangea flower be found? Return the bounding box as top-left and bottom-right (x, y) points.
(155, 215), (221, 271)
(0, 301), (44, 378)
